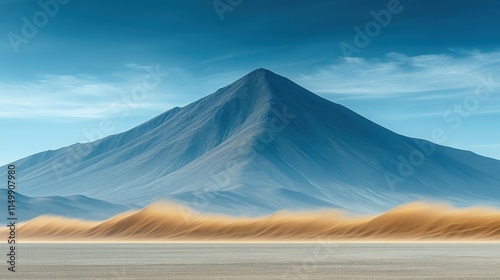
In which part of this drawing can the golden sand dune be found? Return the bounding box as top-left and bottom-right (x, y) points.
(6, 202), (500, 241)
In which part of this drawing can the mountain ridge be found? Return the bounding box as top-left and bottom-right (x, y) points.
(0, 191), (133, 221)
(2, 68), (499, 218)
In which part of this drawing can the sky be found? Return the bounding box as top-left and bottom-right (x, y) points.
(0, 0), (499, 165)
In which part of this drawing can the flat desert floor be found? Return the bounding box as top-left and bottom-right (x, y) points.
(1, 243), (499, 279)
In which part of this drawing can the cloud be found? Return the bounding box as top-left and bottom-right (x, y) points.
(297, 50), (500, 99)
(0, 65), (171, 119)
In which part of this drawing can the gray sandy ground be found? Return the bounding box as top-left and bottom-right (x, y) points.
(1, 243), (499, 279)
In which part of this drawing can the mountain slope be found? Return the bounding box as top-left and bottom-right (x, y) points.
(2, 69), (500, 216)
(0, 191), (133, 221)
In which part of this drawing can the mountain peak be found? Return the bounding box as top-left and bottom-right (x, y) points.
(246, 68), (275, 76)
(239, 68), (281, 83)
(209, 68), (286, 103)
(224, 68), (306, 102)
(8, 68), (500, 218)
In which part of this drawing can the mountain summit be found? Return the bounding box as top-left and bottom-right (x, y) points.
(4, 69), (500, 217)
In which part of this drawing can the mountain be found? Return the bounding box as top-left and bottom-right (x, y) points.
(0, 191), (133, 221)
(2, 68), (500, 217)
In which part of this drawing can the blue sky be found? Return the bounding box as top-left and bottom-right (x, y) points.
(1, 0), (499, 164)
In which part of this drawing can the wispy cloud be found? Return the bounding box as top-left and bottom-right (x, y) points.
(297, 50), (500, 98)
(0, 65), (172, 119)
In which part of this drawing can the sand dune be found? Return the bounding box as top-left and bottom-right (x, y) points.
(5, 202), (500, 241)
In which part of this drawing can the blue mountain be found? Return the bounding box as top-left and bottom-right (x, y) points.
(2, 69), (499, 218)
(0, 191), (133, 221)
